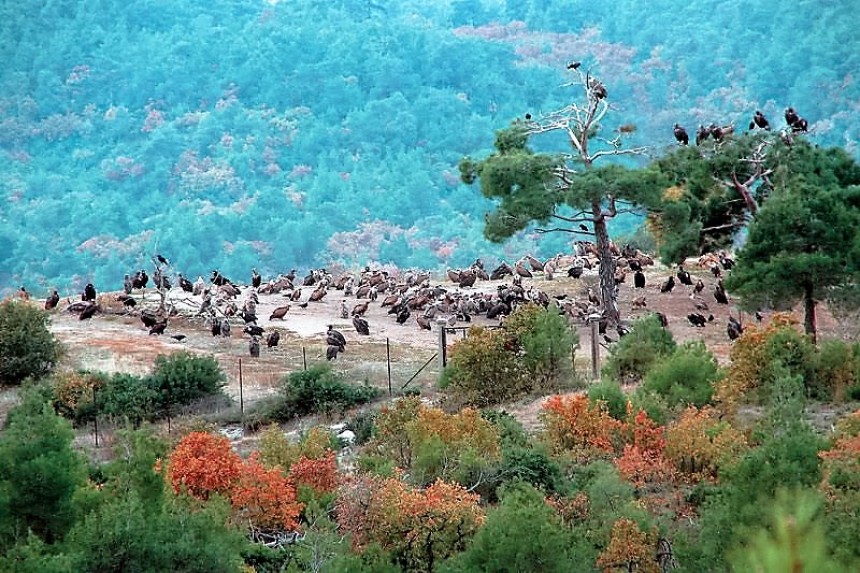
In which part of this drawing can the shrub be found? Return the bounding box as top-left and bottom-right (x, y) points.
(259, 364), (380, 423)
(148, 351), (226, 413)
(602, 315), (676, 384)
(504, 303), (578, 386)
(587, 379), (628, 420)
(51, 371), (108, 425)
(0, 300), (61, 386)
(99, 373), (159, 426)
(641, 341), (720, 408)
(812, 340), (860, 401)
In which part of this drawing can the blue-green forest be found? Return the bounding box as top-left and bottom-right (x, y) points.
(2, 0), (858, 295)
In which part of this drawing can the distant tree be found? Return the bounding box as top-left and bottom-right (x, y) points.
(0, 300), (61, 386)
(460, 68), (662, 325)
(724, 183), (860, 343)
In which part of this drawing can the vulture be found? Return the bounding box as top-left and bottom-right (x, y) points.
(220, 320), (231, 337)
(244, 324), (265, 337)
(514, 259), (533, 278)
(447, 269), (461, 283)
(695, 125), (710, 146)
(567, 61), (581, 70)
(568, 266), (584, 279)
(327, 325), (347, 349)
(751, 110), (770, 130)
(490, 262), (513, 280)
(170, 334), (187, 342)
(140, 310), (160, 329)
(694, 279), (705, 294)
(132, 270), (149, 289)
(727, 316), (743, 341)
(396, 307), (411, 325)
(155, 254), (170, 266)
(291, 288), (303, 301)
(326, 344), (341, 361)
(249, 337), (261, 358)
(653, 312), (669, 327)
(353, 315), (370, 335)
(784, 107), (800, 128)
(660, 276), (676, 293)
(309, 286), (327, 302)
(633, 270), (646, 289)
(269, 305), (291, 320)
(123, 274), (134, 294)
(79, 303), (99, 320)
(714, 285), (729, 305)
(178, 274), (194, 293)
(210, 318), (222, 337)
(251, 268), (262, 288)
(352, 301), (370, 316)
(45, 290), (60, 310)
(416, 315), (432, 330)
(673, 123), (689, 145)
(149, 320), (168, 335)
(117, 294), (136, 308)
(458, 270), (477, 288)
(267, 330), (280, 348)
(687, 313), (708, 328)
(83, 283), (97, 302)
(676, 266), (693, 286)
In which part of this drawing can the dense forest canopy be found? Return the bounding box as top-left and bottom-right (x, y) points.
(2, 0), (858, 294)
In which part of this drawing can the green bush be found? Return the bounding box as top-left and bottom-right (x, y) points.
(99, 373), (159, 427)
(641, 341), (720, 408)
(344, 410), (377, 446)
(148, 351), (226, 413)
(811, 340), (860, 401)
(505, 304), (578, 386)
(763, 329), (817, 398)
(273, 364), (380, 421)
(0, 300), (61, 386)
(587, 379), (628, 420)
(602, 315), (676, 384)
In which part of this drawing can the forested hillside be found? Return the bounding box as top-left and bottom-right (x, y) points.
(2, 0), (858, 294)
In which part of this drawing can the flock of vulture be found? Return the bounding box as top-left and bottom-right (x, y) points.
(673, 106), (809, 147)
(41, 240), (752, 362)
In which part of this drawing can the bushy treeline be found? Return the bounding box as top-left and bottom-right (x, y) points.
(2, 0), (858, 292)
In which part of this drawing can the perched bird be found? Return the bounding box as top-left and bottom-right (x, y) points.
(251, 268), (262, 288)
(140, 311), (159, 328)
(751, 110), (770, 130)
(396, 307), (411, 325)
(673, 123), (689, 145)
(269, 305), (291, 320)
(83, 283), (97, 302)
(653, 312), (669, 327)
(267, 330), (280, 348)
(353, 315), (370, 335)
(568, 266), (584, 279)
(170, 334), (187, 342)
(326, 344), (341, 361)
(45, 290), (60, 310)
(249, 337), (260, 358)
(727, 316), (743, 341)
(687, 313), (708, 327)
(660, 276), (676, 293)
(178, 274), (194, 293)
(352, 301), (370, 317)
(210, 318), (222, 337)
(633, 270), (646, 289)
(416, 315), (432, 330)
(755, 311), (764, 322)
(784, 107), (800, 128)
(220, 319), (231, 338)
(149, 320), (168, 335)
(694, 279), (705, 295)
(567, 61), (581, 70)
(79, 303), (98, 320)
(714, 283), (729, 305)
(695, 125), (710, 146)
(676, 266), (693, 286)
(154, 254), (170, 266)
(524, 113), (532, 121)
(123, 274), (133, 295)
(327, 325), (347, 349)
(244, 324), (265, 337)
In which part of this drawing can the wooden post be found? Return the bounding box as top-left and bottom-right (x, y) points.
(238, 358), (244, 419)
(92, 385), (99, 448)
(386, 338), (392, 397)
(302, 346), (307, 370)
(590, 317), (600, 381)
(437, 320), (448, 368)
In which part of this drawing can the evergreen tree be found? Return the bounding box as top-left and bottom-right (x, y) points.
(0, 301), (61, 386)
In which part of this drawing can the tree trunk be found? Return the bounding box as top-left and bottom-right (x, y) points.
(803, 282), (817, 345)
(592, 200), (619, 326)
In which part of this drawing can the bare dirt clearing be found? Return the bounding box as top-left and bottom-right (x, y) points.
(43, 262), (846, 432)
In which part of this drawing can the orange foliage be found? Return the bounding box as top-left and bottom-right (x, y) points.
(231, 453), (303, 531)
(166, 432), (304, 532)
(289, 451), (340, 495)
(540, 394), (622, 461)
(167, 432), (242, 500)
(336, 475), (484, 571)
(715, 313), (800, 417)
(665, 406), (748, 482)
(596, 518), (660, 573)
(545, 492), (590, 526)
(615, 408), (674, 487)
(819, 434), (860, 495)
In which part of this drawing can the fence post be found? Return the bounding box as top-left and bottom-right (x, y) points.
(436, 320), (448, 368)
(93, 384), (99, 448)
(238, 358), (244, 420)
(386, 338), (392, 397)
(589, 314), (600, 381)
(302, 346), (307, 370)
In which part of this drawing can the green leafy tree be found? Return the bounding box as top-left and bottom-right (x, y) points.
(0, 385), (86, 547)
(148, 351), (226, 415)
(505, 303), (578, 386)
(724, 183), (860, 343)
(440, 482), (586, 573)
(602, 315), (676, 384)
(641, 341), (720, 408)
(0, 300), (61, 386)
(460, 69), (662, 325)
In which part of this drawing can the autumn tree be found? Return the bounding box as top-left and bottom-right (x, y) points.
(596, 517), (660, 573)
(460, 68), (662, 325)
(336, 475), (484, 573)
(664, 406), (748, 482)
(540, 394), (622, 462)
